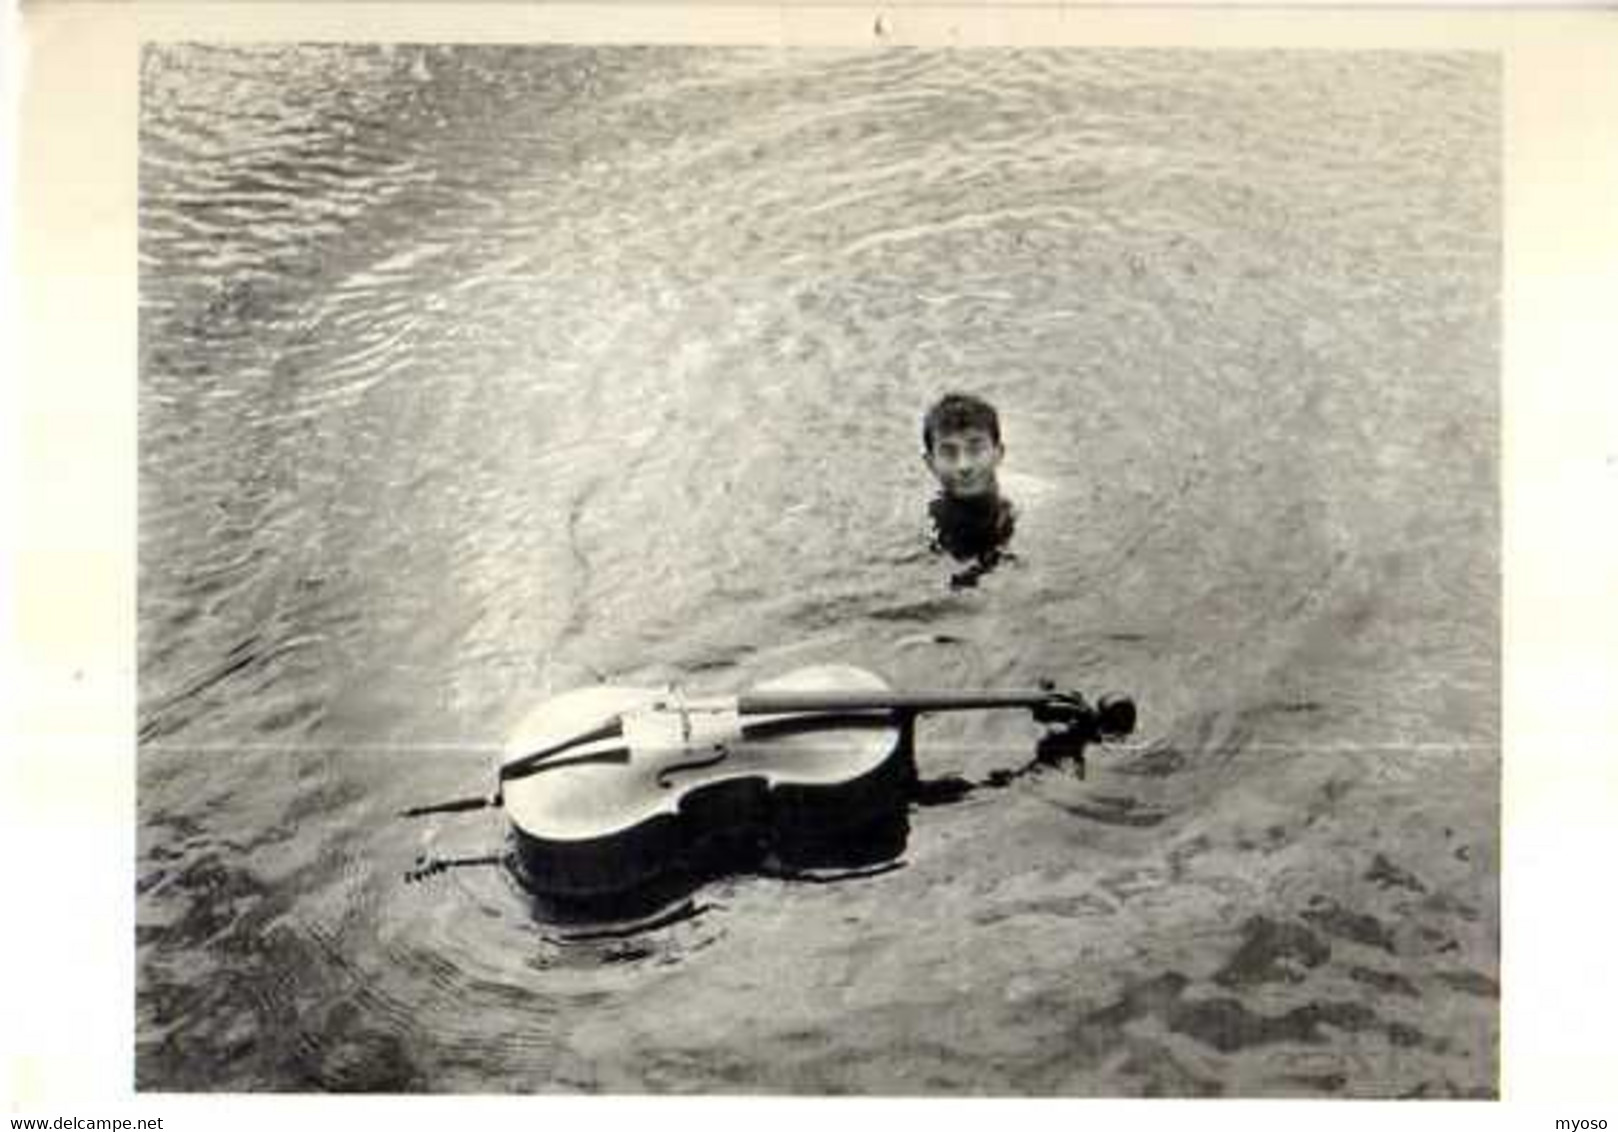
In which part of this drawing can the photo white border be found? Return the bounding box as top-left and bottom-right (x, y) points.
(7, 2), (1616, 1123)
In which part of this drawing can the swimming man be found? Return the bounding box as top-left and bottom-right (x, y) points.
(921, 392), (1017, 587)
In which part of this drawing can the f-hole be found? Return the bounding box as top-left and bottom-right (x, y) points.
(655, 744), (731, 789)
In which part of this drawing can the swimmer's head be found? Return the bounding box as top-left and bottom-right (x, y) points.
(922, 392), (1004, 500)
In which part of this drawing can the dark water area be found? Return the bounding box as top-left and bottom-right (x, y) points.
(137, 45), (1499, 1095)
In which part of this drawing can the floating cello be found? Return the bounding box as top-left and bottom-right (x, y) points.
(406, 664), (1136, 900)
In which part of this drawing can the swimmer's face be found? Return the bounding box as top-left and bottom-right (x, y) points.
(925, 426), (1004, 499)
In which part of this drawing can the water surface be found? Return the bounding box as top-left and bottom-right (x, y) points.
(138, 45), (1498, 1095)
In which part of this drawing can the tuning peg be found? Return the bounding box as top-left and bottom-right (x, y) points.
(1097, 695), (1136, 739)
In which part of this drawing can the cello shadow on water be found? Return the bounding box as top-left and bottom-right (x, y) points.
(520, 774), (918, 938)
(402, 807), (914, 943)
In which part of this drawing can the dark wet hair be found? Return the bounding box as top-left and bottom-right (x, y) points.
(922, 392), (1002, 453)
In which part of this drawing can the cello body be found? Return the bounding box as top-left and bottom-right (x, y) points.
(501, 664), (914, 899)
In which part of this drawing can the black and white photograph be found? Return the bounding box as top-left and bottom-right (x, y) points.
(127, 41), (1506, 1097)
